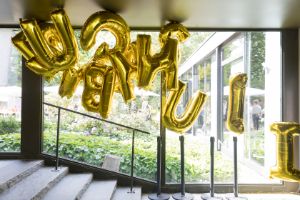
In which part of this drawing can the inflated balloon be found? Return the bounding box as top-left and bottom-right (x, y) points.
(162, 80), (207, 133)
(40, 24), (63, 56)
(110, 51), (135, 103)
(136, 34), (179, 90)
(123, 42), (137, 67)
(159, 22), (190, 46)
(82, 43), (116, 119)
(270, 122), (300, 182)
(12, 9), (78, 77)
(12, 31), (32, 60)
(59, 67), (84, 98)
(80, 11), (130, 52)
(226, 73), (247, 134)
(159, 22), (190, 90)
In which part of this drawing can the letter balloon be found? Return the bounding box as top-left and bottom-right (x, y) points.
(226, 73), (247, 134)
(12, 9), (78, 78)
(81, 44), (116, 119)
(270, 122), (300, 182)
(162, 80), (207, 133)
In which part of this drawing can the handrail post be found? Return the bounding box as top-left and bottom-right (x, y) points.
(129, 129), (135, 193)
(157, 136), (162, 195)
(201, 137), (223, 200)
(55, 107), (61, 171)
(225, 136), (248, 200)
(148, 136), (170, 200)
(172, 135), (193, 200)
(233, 136), (238, 197)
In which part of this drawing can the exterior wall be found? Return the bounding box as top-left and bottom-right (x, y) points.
(0, 29), (11, 86)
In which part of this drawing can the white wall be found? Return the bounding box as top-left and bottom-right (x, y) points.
(0, 29), (12, 86)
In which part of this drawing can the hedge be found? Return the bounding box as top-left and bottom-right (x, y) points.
(0, 132), (233, 183)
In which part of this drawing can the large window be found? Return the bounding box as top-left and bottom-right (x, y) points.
(42, 30), (282, 184)
(0, 29), (22, 152)
(43, 31), (161, 181)
(166, 32), (281, 184)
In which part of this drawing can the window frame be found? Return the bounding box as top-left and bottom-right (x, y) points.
(0, 26), (297, 193)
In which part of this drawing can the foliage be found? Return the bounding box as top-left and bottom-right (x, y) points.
(0, 116), (20, 135)
(0, 133), (20, 152)
(250, 32), (265, 89)
(0, 132), (233, 182)
(249, 130), (264, 165)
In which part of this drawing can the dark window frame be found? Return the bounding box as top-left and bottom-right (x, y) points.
(0, 27), (298, 193)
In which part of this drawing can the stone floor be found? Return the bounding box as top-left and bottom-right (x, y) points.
(142, 193), (300, 200)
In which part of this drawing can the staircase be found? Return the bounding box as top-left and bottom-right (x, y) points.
(0, 160), (142, 200)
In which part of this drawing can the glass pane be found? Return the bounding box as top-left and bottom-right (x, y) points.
(43, 30), (160, 181)
(0, 29), (22, 152)
(221, 32), (281, 184)
(166, 32), (281, 184)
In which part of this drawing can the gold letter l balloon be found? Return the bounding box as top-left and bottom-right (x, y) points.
(226, 73), (247, 134)
(162, 80), (207, 133)
(270, 122), (300, 182)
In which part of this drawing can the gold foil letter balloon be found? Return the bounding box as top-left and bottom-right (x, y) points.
(226, 73), (247, 133)
(270, 122), (300, 182)
(159, 22), (190, 90)
(80, 11), (130, 52)
(136, 34), (179, 90)
(159, 22), (190, 45)
(12, 9), (78, 77)
(162, 80), (207, 133)
(82, 44), (116, 119)
(109, 52), (136, 103)
(59, 67), (84, 98)
(136, 22), (189, 91)
(80, 10), (135, 102)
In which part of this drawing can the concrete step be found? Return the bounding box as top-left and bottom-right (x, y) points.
(0, 166), (68, 200)
(0, 160), (15, 169)
(42, 173), (92, 200)
(0, 160), (43, 193)
(81, 180), (117, 200)
(112, 187), (142, 200)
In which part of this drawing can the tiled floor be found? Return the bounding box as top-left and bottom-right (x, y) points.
(142, 193), (300, 200)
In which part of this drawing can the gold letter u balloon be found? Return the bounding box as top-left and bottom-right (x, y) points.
(270, 122), (300, 182)
(162, 80), (207, 133)
(12, 9), (78, 78)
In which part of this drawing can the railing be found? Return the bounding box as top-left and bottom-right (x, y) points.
(43, 102), (150, 192)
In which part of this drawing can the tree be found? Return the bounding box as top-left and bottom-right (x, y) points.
(250, 32), (265, 89)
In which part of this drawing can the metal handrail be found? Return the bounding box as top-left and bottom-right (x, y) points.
(43, 101), (151, 191)
(43, 102), (150, 134)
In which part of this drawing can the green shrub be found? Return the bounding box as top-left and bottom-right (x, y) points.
(0, 116), (20, 134)
(0, 132), (232, 182)
(0, 133), (20, 151)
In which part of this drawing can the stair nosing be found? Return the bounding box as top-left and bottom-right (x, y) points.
(0, 160), (44, 193)
(42, 173), (93, 200)
(0, 166), (68, 200)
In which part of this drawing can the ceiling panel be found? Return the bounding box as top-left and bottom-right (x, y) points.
(1, 0), (300, 29)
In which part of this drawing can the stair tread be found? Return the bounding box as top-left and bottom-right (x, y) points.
(0, 160), (43, 192)
(81, 180), (117, 200)
(0, 160), (15, 169)
(112, 187), (141, 200)
(0, 166), (68, 200)
(43, 173), (92, 200)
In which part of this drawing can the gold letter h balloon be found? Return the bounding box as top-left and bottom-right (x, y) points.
(12, 9), (207, 133)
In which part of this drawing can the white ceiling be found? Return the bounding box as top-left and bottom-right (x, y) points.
(1, 0), (300, 29)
